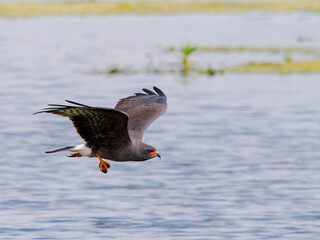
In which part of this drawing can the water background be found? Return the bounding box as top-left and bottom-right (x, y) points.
(1, 13), (320, 239)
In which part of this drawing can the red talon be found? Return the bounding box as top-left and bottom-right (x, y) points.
(97, 154), (110, 174)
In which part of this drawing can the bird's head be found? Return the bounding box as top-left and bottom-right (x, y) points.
(148, 148), (161, 159)
(139, 143), (161, 160)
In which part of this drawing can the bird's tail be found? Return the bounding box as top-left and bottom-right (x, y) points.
(45, 146), (74, 154)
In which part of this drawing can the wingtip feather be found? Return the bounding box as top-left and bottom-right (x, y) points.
(65, 100), (89, 107)
(153, 86), (166, 97)
(142, 88), (156, 95)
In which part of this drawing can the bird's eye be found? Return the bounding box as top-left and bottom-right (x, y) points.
(148, 149), (154, 153)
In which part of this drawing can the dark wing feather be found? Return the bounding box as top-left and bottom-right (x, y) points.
(35, 101), (131, 147)
(114, 87), (167, 141)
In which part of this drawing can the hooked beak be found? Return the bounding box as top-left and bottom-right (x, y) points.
(150, 151), (161, 159)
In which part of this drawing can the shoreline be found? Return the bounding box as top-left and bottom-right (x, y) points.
(1, 0), (320, 17)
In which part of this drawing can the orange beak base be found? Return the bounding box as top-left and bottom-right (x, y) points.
(150, 151), (161, 159)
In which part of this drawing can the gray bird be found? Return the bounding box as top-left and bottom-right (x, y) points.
(34, 87), (167, 174)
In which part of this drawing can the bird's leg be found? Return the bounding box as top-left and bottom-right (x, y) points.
(97, 154), (110, 174)
(67, 153), (82, 157)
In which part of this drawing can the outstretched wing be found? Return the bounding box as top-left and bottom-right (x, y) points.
(114, 87), (167, 141)
(34, 100), (131, 148)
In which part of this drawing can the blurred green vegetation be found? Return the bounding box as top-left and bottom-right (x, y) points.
(180, 46), (197, 71)
(173, 45), (320, 75)
(92, 59), (320, 77)
(169, 46), (320, 56)
(1, 0), (320, 17)
(229, 60), (320, 74)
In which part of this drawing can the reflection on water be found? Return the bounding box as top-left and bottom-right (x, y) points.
(1, 15), (320, 239)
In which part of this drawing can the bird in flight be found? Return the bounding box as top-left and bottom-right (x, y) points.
(34, 87), (167, 174)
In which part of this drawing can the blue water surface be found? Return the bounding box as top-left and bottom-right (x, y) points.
(1, 14), (320, 239)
